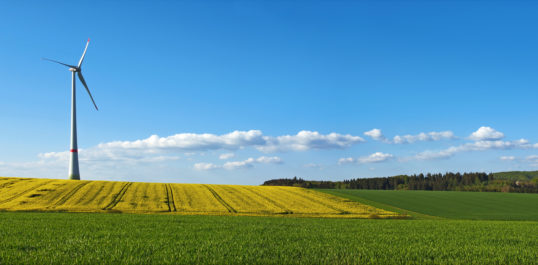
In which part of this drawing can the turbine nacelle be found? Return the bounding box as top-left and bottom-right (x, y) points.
(43, 39), (98, 111)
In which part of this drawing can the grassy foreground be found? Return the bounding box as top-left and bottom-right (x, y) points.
(320, 189), (538, 220)
(0, 177), (398, 218)
(0, 212), (536, 265)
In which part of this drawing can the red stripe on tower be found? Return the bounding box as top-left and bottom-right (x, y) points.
(70, 149), (78, 153)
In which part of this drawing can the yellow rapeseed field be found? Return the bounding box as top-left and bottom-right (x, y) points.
(0, 177), (401, 218)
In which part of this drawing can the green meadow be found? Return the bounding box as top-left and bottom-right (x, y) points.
(319, 189), (538, 220)
(0, 212), (537, 265)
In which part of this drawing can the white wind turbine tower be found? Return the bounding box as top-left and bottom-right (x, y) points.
(43, 39), (98, 180)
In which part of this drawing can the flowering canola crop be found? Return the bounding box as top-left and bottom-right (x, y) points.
(0, 177), (401, 218)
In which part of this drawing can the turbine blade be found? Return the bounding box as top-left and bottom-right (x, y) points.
(42, 58), (76, 68)
(78, 38), (90, 68)
(77, 72), (98, 110)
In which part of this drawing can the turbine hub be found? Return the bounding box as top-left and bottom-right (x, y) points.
(69, 67), (78, 72)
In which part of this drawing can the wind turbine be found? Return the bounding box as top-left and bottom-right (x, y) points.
(43, 39), (98, 180)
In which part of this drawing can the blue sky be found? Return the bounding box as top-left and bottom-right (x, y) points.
(1, 1), (538, 184)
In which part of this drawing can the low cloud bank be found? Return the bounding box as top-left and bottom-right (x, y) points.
(194, 156), (282, 170)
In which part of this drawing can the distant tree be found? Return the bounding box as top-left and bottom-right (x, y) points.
(262, 171), (538, 193)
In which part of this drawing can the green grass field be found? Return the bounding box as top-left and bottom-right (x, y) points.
(0, 212), (536, 265)
(319, 189), (538, 220)
(1, 186), (537, 264)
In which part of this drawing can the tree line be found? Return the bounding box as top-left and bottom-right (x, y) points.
(262, 172), (538, 193)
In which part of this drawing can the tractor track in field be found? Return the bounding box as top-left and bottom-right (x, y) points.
(0, 179), (22, 189)
(0, 180), (54, 205)
(165, 184), (177, 212)
(281, 188), (349, 214)
(77, 182), (105, 206)
(204, 185), (237, 213)
(240, 187), (293, 214)
(53, 182), (90, 207)
(102, 182), (132, 210)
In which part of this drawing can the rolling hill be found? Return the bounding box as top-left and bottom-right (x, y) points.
(493, 170), (538, 181)
(0, 177), (399, 218)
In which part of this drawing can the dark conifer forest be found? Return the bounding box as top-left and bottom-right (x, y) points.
(263, 171), (538, 193)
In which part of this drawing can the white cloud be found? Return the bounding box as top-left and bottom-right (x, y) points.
(39, 151), (69, 161)
(0, 160), (62, 171)
(0, 159), (68, 180)
(193, 162), (220, 171)
(259, 131), (364, 152)
(38, 130), (363, 165)
(393, 131), (455, 144)
(97, 130), (363, 154)
(500, 156), (515, 161)
(412, 149), (456, 160)
(338, 157), (355, 165)
(39, 149), (181, 163)
(498, 155), (538, 167)
(255, 156), (282, 164)
(195, 156), (283, 171)
(470, 139), (529, 150)
(364, 129), (387, 142)
(469, 126), (504, 141)
(3, 149), (182, 180)
(219, 153), (235, 160)
(364, 128), (455, 144)
(413, 139), (532, 160)
(358, 152), (394, 163)
(10, 127), (538, 179)
(526, 155), (538, 161)
(339, 152), (394, 165)
(98, 130), (266, 151)
(223, 158), (256, 170)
